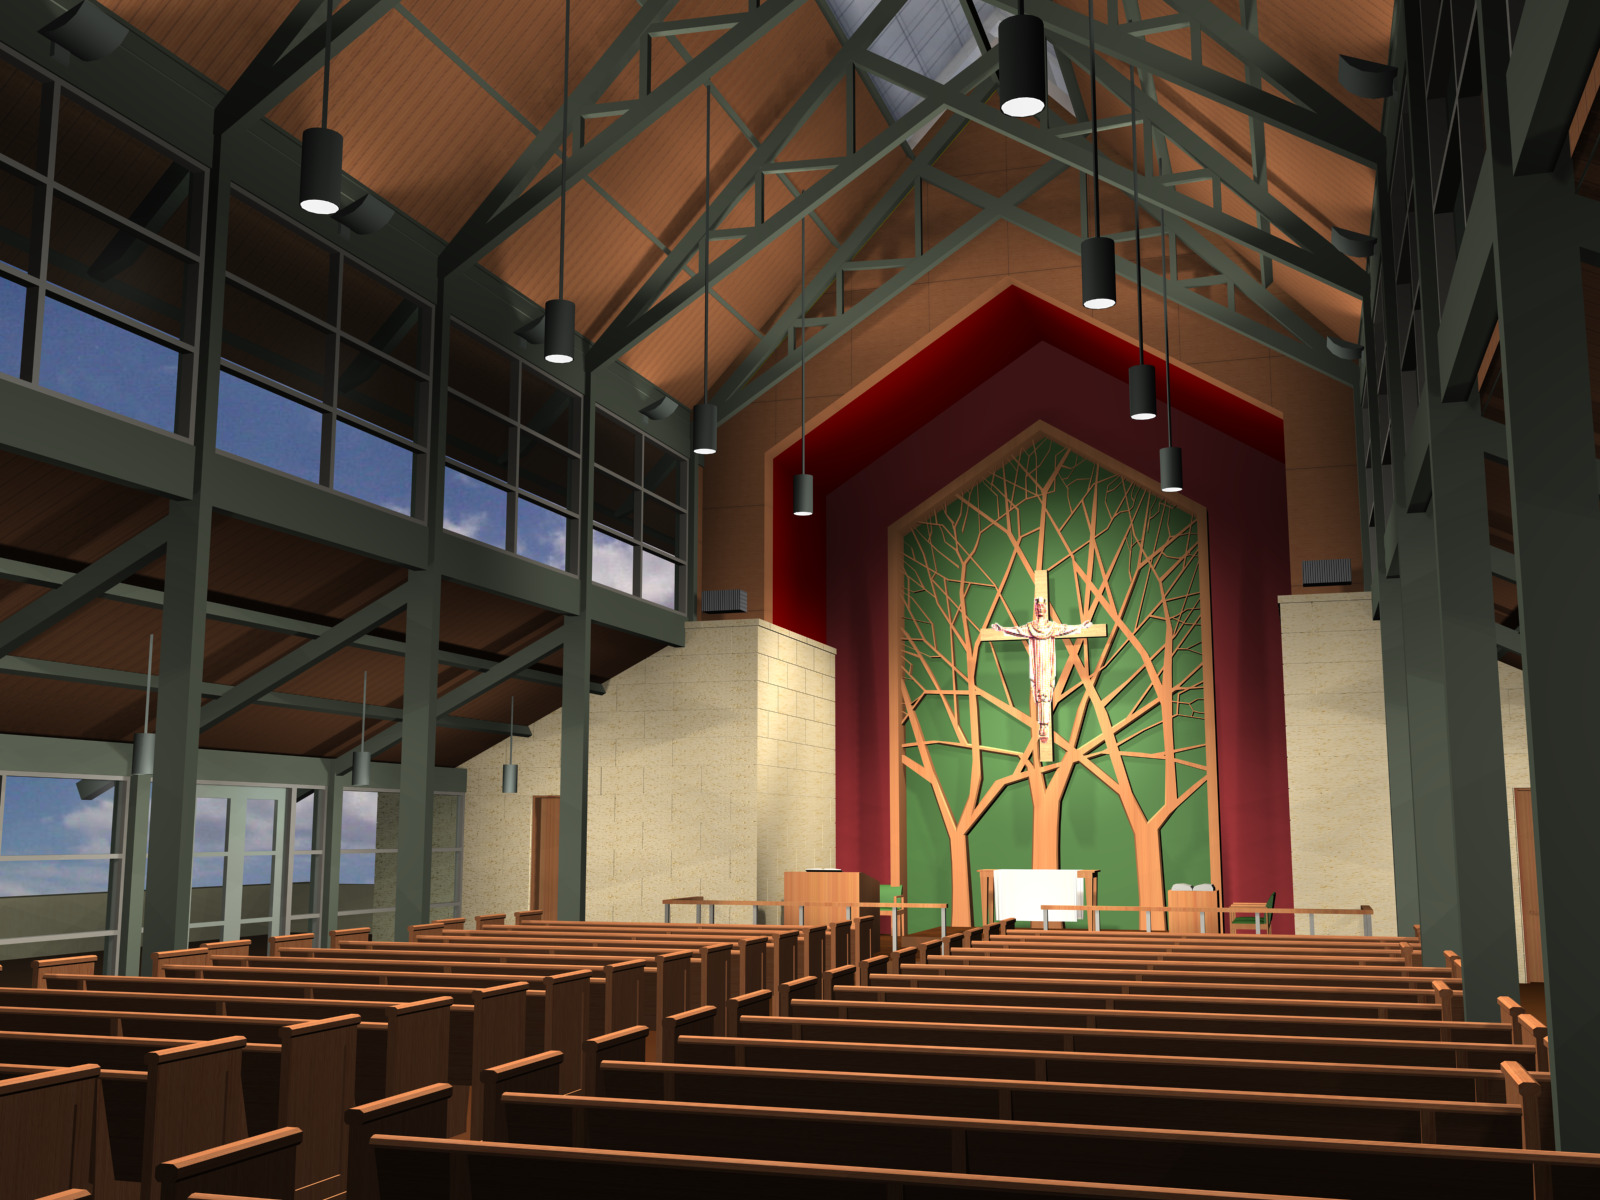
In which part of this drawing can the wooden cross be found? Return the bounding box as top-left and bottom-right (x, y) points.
(978, 569), (1106, 763)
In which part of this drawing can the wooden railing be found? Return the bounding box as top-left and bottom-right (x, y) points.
(663, 896), (949, 948)
(1038, 902), (1378, 935)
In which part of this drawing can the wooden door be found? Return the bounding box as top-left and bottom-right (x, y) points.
(530, 796), (560, 917)
(1513, 788), (1542, 982)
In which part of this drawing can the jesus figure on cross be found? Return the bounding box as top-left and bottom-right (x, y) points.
(979, 568), (1106, 763)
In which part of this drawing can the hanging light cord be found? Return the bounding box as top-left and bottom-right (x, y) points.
(799, 218), (807, 475)
(1161, 208), (1173, 446)
(1089, 0), (1100, 238)
(321, 0), (332, 130)
(1130, 77), (1141, 363)
(142, 634), (153, 735)
(507, 698), (515, 766)
(703, 85), (711, 408)
(359, 671), (367, 753)
(558, 0), (570, 302)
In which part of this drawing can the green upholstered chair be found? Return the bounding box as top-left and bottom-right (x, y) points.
(1231, 891), (1276, 934)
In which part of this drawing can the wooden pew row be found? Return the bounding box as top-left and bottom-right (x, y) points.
(154, 1127), (301, 1200)
(0, 985), (487, 1134)
(264, 943), (708, 1038)
(446, 921), (821, 983)
(932, 950), (1451, 989)
(470, 1084), (1600, 1199)
(0, 1064), (97, 1200)
(39, 954), (587, 1095)
(969, 942), (1427, 969)
(513, 915), (875, 970)
(590, 1043), (1551, 1150)
(361, 1131), (1341, 1200)
(0, 1026), (349, 1200)
(724, 1006), (1543, 1075)
(993, 929), (1422, 958)
(893, 963), (1450, 1006)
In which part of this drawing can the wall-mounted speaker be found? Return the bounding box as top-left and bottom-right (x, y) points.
(701, 589), (748, 614)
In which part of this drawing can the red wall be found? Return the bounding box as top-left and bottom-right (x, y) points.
(820, 340), (1296, 926)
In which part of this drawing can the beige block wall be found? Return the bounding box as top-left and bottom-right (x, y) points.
(1280, 592), (1397, 936)
(1280, 595), (1535, 969)
(460, 619), (836, 923)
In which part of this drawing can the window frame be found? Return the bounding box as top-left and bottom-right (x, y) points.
(590, 409), (688, 611)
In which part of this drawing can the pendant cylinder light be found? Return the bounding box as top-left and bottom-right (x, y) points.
(502, 698), (519, 794)
(299, 0), (342, 215)
(1128, 79), (1156, 419)
(131, 634), (155, 776)
(544, 0), (576, 365)
(998, 4), (1046, 118)
(1159, 210), (1183, 493)
(693, 86), (718, 455)
(1081, 0), (1115, 310)
(793, 219), (813, 517)
(352, 670), (372, 787)
(1160, 446), (1184, 492)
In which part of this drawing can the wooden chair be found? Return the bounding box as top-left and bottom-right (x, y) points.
(1232, 891), (1278, 934)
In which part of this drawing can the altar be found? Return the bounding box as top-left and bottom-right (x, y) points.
(978, 867), (1100, 928)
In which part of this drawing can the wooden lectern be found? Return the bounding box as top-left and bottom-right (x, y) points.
(782, 870), (878, 925)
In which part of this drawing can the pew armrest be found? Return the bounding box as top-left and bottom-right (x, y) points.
(344, 1083), (452, 1200)
(1432, 979), (1464, 1022)
(476, 1052), (564, 1140)
(29, 955), (99, 988)
(154, 1126), (301, 1200)
(660, 1006), (717, 1064)
(1516, 1014), (1550, 1071)
(776, 975), (818, 1017)
(1501, 1060), (1547, 1150)
(328, 928), (370, 948)
(475, 913), (507, 928)
(821, 964), (857, 998)
(266, 934), (312, 957)
(581, 1025), (649, 1096)
(1497, 995), (1525, 1027)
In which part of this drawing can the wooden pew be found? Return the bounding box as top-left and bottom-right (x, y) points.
(362, 1132), (1334, 1199)
(933, 950), (1450, 989)
(0, 1064), (97, 1200)
(725, 1008), (1541, 1074)
(153, 1127), (300, 1200)
(0, 1025), (350, 1200)
(590, 1055), (1544, 1149)
(511, 919), (815, 983)
(471, 1088), (1600, 1199)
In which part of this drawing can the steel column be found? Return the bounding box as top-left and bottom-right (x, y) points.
(391, 570), (440, 934)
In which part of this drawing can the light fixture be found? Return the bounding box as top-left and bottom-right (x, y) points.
(793, 218), (814, 518)
(693, 84), (719, 455)
(502, 698), (519, 794)
(1327, 334), (1363, 361)
(1128, 80), (1156, 420)
(299, 0), (343, 215)
(544, 0), (577, 365)
(333, 194), (393, 236)
(1081, 1), (1115, 310)
(998, 1), (1046, 118)
(41, 1), (127, 62)
(131, 634), (155, 776)
(1158, 210), (1183, 493)
(352, 671), (372, 788)
(639, 395), (678, 421)
(1330, 226), (1377, 258)
(1338, 55), (1397, 99)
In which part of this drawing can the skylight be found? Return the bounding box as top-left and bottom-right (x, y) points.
(824, 0), (1075, 142)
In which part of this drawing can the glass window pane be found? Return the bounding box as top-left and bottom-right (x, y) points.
(446, 396), (511, 480)
(342, 264), (426, 368)
(340, 791), (376, 850)
(293, 792), (317, 852)
(194, 796), (228, 852)
(333, 421), (413, 514)
(339, 851), (376, 885)
(40, 297), (179, 430)
(520, 368), (572, 446)
(517, 431), (571, 508)
(217, 373), (322, 482)
(515, 498), (567, 570)
(49, 194), (189, 339)
(243, 796), (277, 851)
(338, 340), (422, 442)
(443, 467), (508, 548)
(227, 195), (332, 319)
(190, 856), (225, 889)
(431, 851), (457, 905)
(642, 440), (682, 504)
(0, 58), (45, 172)
(0, 276), (24, 379)
(432, 796), (458, 849)
(593, 472), (636, 538)
(55, 96), (194, 246)
(223, 282), (329, 401)
(289, 916), (319, 933)
(642, 550), (677, 609)
(293, 854), (314, 884)
(592, 529), (634, 593)
(0, 861), (111, 938)
(594, 411), (637, 480)
(242, 854), (274, 887)
(643, 495), (679, 556)
(0, 776), (115, 855)
(449, 326), (512, 414)
(0, 164), (39, 274)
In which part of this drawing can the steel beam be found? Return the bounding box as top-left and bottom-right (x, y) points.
(0, 518), (171, 658)
(197, 583), (412, 731)
(391, 569), (440, 934)
(441, 0), (807, 276)
(1504, 0), (1600, 175)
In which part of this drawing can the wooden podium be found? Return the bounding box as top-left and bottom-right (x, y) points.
(1167, 887), (1222, 933)
(782, 870), (878, 925)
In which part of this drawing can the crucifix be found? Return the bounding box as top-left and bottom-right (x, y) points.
(979, 568), (1106, 763)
